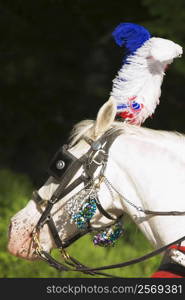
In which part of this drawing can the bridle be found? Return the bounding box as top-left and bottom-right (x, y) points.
(31, 129), (185, 278)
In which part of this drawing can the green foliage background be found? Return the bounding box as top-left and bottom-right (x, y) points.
(0, 169), (161, 278)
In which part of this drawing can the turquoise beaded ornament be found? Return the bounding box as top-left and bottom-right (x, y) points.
(72, 193), (124, 247)
(93, 221), (124, 247)
(72, 196), (97, 229)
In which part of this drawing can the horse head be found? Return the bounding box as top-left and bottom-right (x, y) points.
(7, 99), (123, 261)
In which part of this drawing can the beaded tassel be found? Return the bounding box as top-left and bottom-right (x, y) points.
(71, 190), (124, 247)
(93, 222), (124, 247)
(72, 197), (97, 229)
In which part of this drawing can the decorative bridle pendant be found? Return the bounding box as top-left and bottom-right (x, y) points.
(72, 188), (124, 247)
(72, 192), (97, 229)
(93, 220), (124, 247)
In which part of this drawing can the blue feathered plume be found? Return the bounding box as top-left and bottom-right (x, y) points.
(112, 23), (151, 60)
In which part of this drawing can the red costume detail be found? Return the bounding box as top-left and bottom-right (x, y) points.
(151, 244), (185, 278)
(128, 96), (137, 101)
(169, 245), (185, 252)
(151, 271), (184, 278)
(117, 111), (134, 119)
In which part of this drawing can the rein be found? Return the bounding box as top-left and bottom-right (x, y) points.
(31, 129), (185, 278)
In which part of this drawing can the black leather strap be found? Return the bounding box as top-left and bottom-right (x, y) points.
(96, 198), (117, 220)
(36, 178), (90, 229)
(47, 216), (63, 248)
(35, 129), (121, 230)
(71, 235), (185, 273)
(158, 262), (185, 277)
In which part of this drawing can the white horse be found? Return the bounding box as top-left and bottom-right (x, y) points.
(8, 100), (185, 277)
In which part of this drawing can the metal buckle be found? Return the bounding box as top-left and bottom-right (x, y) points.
(32, 190), (48, 207)
(94, 175), (105, 189)
(32, 228), (43, 256)
(90, 149), (106, 166)
(48, 197), (59, 205)
(60, 248), (70, 260)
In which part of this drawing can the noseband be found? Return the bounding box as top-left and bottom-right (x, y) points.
(31, 129), (185, 278)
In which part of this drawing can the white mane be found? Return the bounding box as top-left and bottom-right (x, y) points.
(70, 118), (185, 146)
(70, 119), (185, 165)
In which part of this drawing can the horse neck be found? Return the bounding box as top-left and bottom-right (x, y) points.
(108, 128), (185, 248)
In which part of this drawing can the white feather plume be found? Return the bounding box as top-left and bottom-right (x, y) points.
(111, 37), (183, 125)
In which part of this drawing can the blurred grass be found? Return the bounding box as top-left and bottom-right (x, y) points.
(0, 169), (161, 278)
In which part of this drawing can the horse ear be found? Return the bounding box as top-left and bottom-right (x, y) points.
(94, 97), (116, 137)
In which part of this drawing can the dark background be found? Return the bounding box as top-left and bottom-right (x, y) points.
(0, 0), (185, 186)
